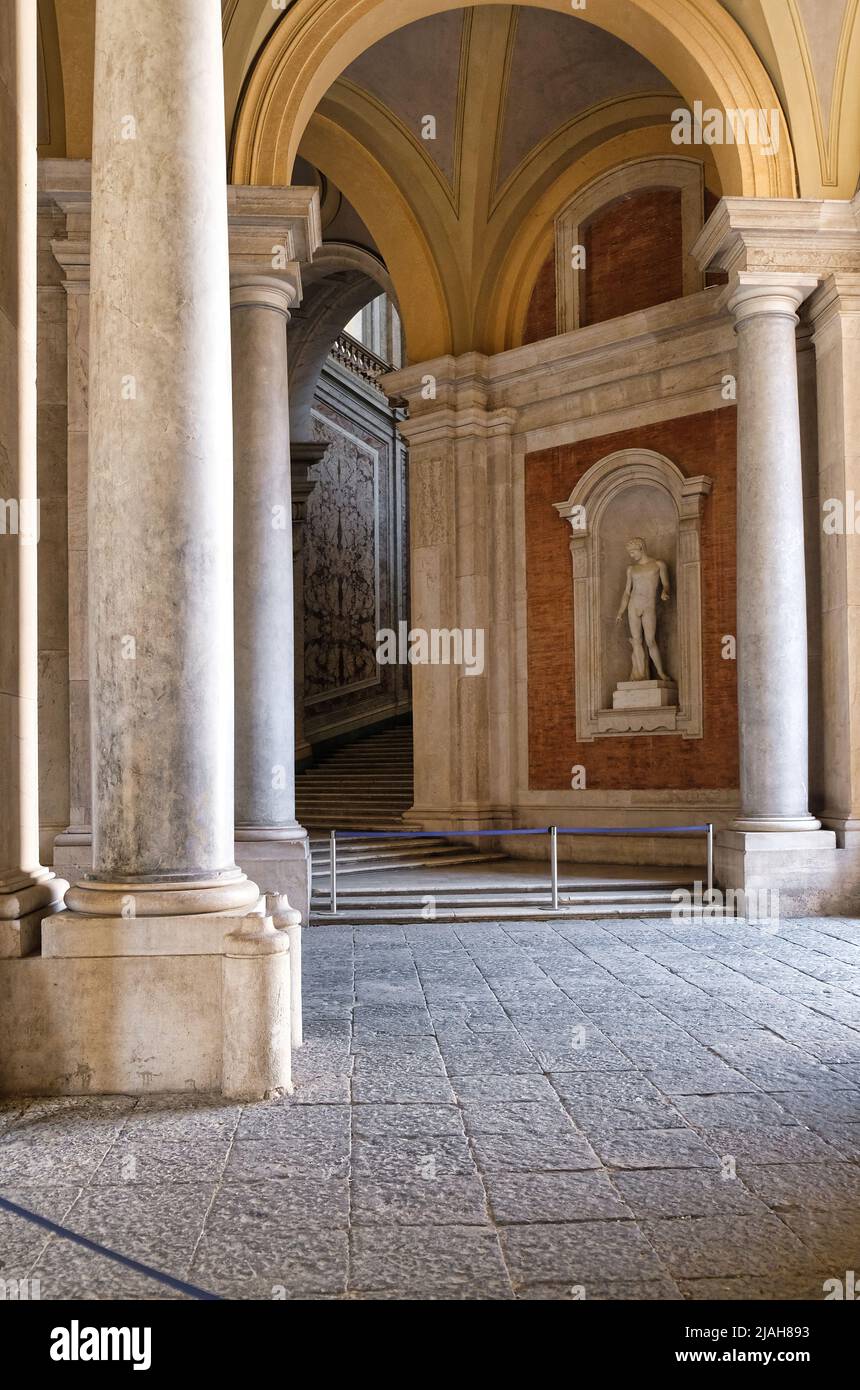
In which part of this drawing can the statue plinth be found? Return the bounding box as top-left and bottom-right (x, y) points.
(612, 679), (678, 711)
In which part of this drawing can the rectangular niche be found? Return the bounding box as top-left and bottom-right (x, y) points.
(554, 449), (712, 740)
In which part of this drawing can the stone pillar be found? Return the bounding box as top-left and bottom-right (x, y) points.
(715, 272), (838, 909)
(809, 274), (860, 845)
(225, 187), (320, 924)
(796, 314), (824, 814)
(0, 1), (67, 956)
(44, 171), (94, 890)
(64, 0), (257, 918)
(230, 274), (311, 922)
(728, 275), (822, 832)
(396, 403), (517, 832)
(290, 441), (325, 770)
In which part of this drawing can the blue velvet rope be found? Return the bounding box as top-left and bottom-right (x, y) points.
(333, 825), (710, 840)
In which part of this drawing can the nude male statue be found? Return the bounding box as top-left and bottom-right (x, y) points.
(615, 537), (671, 682)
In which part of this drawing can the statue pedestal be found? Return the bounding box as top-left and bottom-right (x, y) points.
(612, 679), (678, 711)
(597, 678), (679, 735)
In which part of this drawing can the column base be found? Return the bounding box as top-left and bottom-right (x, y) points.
(0, 905), (293, 1099)
(713, 827), (859, 916)
(64, 868), (260, 917)
(234, 827), (311, 925)
(730, 815), (822, 833)
(53, 827), (93, 889)
(0, 871), (69, 958)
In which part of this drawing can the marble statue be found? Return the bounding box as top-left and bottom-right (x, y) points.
(615, 537), (671, 681)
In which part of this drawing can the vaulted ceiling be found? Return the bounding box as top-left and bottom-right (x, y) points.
(340, 6), (676, 202)
(300, 5), (691, 355)
(39, 0), (860, 200)
(36, 0), (860, 359)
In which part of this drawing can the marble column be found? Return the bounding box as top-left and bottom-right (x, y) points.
(45, 173), (94, 890)
(230, 275), (311, 921)
(65, 0), (257, 917)
(728, 274), (822, 834)
(809, 274), (860, 846)
(0, 0), (67, 955)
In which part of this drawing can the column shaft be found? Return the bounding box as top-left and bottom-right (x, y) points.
(0, 0), (66, 953)
(810, 275), (860, 841)
(66, 0), (256, 915)
(232, 284), (299, 832)
(730, 277), (820, 832)
(230, 279), (310, 921)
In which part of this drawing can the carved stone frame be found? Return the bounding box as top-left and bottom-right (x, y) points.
(554, 449), (712, 742)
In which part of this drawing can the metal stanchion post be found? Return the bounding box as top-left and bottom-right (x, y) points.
(706, 823), (714, 904)
(550, 826), (559, 910)
(330, 829), (337, 915)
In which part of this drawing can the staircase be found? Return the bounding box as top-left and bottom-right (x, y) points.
(312, 864), (699, 923)
(296, 724), (416, 831)
(296, 725), (508, 918)
(298, 725), (698, 924)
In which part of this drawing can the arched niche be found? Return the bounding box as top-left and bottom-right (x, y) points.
(554, 156), (705, 332)
(554, 449), (712, 741)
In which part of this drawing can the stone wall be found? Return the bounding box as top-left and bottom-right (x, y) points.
(522, 184), (688, 343)
(304, 356), (410, 746)
(582, 188), (684, 325)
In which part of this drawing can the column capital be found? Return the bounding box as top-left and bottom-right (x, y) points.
(692, 194), (860, 279)
(229, 273), (297, 316)
(727, 272), (820, 328)
(39, 166), (92, 292)
(227, 184), (321, 310)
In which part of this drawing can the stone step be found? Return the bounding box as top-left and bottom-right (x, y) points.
(300, 811), (414, 822)
(310, 901), (709, 923)
(308, 835), (449, 850)
(311, 841), (491, 865)
(313, 851), (510, 879)
(297, 794), (413, 805)
(298, 773), (414, 784)
(312, 886), (688, 908)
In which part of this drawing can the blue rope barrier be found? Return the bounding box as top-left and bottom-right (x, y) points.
(332, 825), (709, 839)
(0, 1194), (222, 1300)
(334, 827), (548, 840)
(325, 822), (714, 915)
(557, 825), (709, 835)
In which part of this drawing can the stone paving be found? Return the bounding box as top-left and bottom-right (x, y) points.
(2, 914), (860, 1300)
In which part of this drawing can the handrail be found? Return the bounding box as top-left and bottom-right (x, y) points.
(330, 331), (390, 386)
(326, 823), (714, 914)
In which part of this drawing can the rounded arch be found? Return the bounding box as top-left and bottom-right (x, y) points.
(300, 110), (456, 360)
(288, 242), (398, 440)
(230, 0), (797, 200)
(478, 125), (722, 351)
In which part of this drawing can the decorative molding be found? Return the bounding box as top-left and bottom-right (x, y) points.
(692, 193), (860, 278)
(554, 449), (712, 742)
